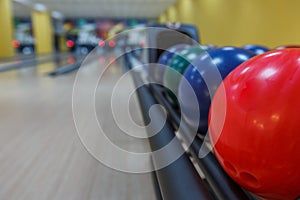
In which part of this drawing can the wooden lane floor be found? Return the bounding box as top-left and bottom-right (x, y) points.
(0, 52), (156, 200)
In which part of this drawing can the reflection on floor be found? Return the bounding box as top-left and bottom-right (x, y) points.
(0, 52), (156, 200)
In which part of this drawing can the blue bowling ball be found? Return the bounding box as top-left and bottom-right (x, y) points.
(205, 44), (218, 49)
(153, 44), (190, 84)
(242, 44), (269, 55)
(178, 46), (256, 134)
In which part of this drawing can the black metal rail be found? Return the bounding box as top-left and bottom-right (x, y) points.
(148, 83), (255, 200)
(126, 53), (214, 200)
(48, 60), (83, 76)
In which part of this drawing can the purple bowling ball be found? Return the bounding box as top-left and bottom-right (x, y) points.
(153, 44), (190, 84)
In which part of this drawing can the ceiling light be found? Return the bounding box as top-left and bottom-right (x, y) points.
(33, 3), (47, 12)
(52, 11), (64, 20)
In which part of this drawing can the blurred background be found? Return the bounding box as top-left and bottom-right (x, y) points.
(0, 1), (299, 200)
(1, 0), (300, 57)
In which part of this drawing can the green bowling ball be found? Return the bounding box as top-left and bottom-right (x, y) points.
(163, 46), (205, 105)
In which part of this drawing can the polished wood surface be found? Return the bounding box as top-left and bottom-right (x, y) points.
(0, 55), (156, 200)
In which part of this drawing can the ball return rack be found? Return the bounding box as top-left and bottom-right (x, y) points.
(124, 50), (259, 200)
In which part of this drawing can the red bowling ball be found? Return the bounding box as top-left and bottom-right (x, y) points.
(275, 45), (300, 50)
(209, 49), (300, 200)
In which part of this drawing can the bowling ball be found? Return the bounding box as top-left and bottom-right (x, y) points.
(242, 44), (269, 55)
(153, 44), (190, 84)
(205, 44), (218, 49)
(163, 45), (206, 105)
(198, 45), (216, 51)
(275, 45), (300, 50)
(178, 47), (255, 134)
(209, 48), (300, 200)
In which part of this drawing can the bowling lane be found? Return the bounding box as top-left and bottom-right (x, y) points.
(0, 59), (57, 79)
(0, 52), (83, 76)
(0, 51), (155, 200)
(0, 53), (36, 64)
(0, 53), (65, 66)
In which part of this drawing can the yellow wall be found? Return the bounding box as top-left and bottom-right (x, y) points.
(158, 13), (167, 23)
(58, 35), (68, 52)
(0, 0), (14, 57)
(32, 11), (54, 54)
(174, 0), (300, 48)
(166, 5), (178, 22)
(176, 0), (196, 23)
